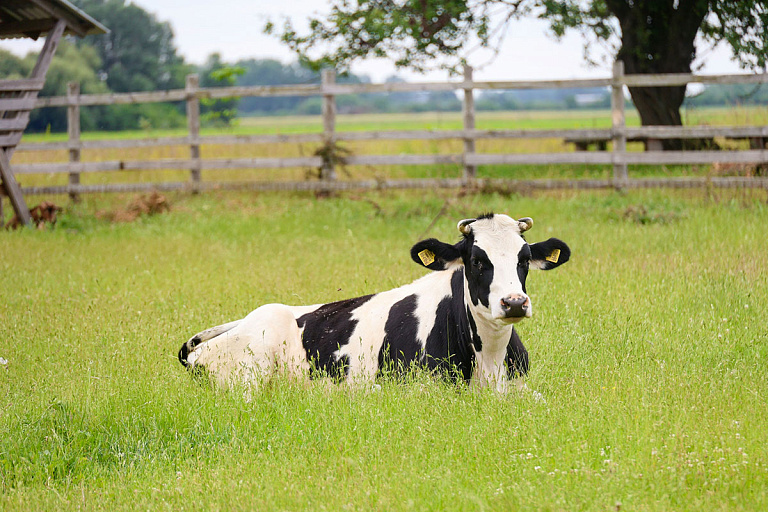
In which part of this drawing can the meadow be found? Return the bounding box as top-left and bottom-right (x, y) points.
(1, 187), (767, 510)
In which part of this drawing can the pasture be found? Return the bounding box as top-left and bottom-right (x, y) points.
(1, 188), (767, 510)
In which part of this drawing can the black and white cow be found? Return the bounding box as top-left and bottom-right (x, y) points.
(178, 213), (570, 392)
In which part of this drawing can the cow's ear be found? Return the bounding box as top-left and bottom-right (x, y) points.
(529, 238), (570, 270)
(411, 238), (462, 271)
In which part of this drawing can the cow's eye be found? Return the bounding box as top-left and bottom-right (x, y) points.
(471, 257), (483, 271)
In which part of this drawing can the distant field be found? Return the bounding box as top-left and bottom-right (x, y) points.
(17, 105), (768, 142)
(1, 190), (767, 510)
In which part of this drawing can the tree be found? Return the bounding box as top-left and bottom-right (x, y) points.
(72, 0), (192, 92)
(0, 42), (109, 132)
(269, 0), (768, 147)
(199, 53), (245, 127)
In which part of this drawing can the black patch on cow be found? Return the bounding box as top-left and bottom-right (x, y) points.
(517, 245), (532, 294)
(463, 245), (494, 308)
(178, 335), (201, 367)
(378, 294), (421, 374)
(505, 328), (529, 378)
(297, 294), (374, 380)
(423, 269), (476, 382)
(410, 238), (463, 271)
(530, 238), (571, 270)
(477, 212), (495, 221)
(466, 305), (482, 352)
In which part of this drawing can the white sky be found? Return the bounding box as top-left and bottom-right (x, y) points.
(0, 0), (746, 83)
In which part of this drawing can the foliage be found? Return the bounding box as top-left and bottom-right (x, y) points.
(269, 0), (768, 130)
(1, 191), (767, 510)
(0, 1), (191, 132)
(199, 54), (245, 128)
(0, 42), (109, 132)
(71, 0), (192, 92)
(234, 58), (320, 114)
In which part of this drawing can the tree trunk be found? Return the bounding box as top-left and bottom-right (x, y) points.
(607, 0), (710, 149)
(627, 85), (687, 150)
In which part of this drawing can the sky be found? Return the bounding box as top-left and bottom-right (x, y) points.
(0, 0), (747, 83)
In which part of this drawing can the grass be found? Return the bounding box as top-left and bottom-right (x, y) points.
(1, 189), (767, 510)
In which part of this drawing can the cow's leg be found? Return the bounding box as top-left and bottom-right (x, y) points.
(505, 328), (544, 401)
(505, 328), (529, 378)
(191, 304), (307, 389)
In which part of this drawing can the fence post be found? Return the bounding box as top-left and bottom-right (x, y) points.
(321, 69), (337, 181)
(186, 74), (201, 191)
(462, 65), (476, 181)
(67, 82), (81, 202)
(611, 60), (628, 185)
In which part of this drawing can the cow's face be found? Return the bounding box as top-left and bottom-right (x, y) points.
(411, 213), (570, 324)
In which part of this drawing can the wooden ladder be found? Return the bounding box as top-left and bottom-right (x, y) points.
(0, 20), (66, 227)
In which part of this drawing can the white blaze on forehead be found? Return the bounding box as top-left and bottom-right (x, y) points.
(469, 214), (526, 251)
(467, 214), (530, 320)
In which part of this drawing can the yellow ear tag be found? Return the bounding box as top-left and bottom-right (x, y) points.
(418, 249), (436, 266)
(546, 249), (561, 264)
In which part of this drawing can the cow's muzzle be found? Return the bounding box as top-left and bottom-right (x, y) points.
(500, 295), (530, 319)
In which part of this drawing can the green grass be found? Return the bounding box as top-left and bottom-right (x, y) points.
(2, 190), (768, 510)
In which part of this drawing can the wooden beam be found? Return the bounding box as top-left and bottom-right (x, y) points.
(0, 97), (39, 112)
(611, 60), (628, 182)
(17, 177), (768, 198)
(67, 82), (81, 201)
(0, 79), (45, 92)
(0, 149), (31, 226)
(30, 18), (67, 79)
(185, 74), (201, 189)
(0, 18), (59, 38)
(462, 65), (476, 179)
(321, 69), (336, 181)
(3, 19), (67, 157)
(26, 0), (88, 37)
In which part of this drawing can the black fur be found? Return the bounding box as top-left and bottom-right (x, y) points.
(505, 328), (529, 378)
(423, 269), (476, 382)
(517, 245), (532, 294)
(378, 294), (421, 373)
(410, 238), (464, 271)
(466, 305), (482, 352)
(297, 294), (374, 379)
(178, 335), (201, 367)
(463, 244), (493, 308)
(530, 238), (571, 270)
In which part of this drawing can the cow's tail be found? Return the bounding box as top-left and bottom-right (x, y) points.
(178, 320), (241, 368)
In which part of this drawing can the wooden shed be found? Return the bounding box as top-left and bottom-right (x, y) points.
(0, 0), (107, 226)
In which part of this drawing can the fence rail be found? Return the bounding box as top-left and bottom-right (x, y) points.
(8, 63), (768, 197)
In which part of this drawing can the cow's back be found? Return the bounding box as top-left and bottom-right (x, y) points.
(293, 266), (474, 381)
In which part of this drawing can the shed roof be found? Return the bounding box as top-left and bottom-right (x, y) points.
(0, 0), (108, 40)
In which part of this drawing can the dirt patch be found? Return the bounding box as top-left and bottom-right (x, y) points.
(622, 204), (683, 225)
(96, 191), (170, 223)
(5, 201), (63, 230)
(710, 162), (764, 177)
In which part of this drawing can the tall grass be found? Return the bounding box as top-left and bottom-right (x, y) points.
(1, 189), (767, 510)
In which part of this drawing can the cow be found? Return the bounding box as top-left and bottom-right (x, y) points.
(178, 213), (570, 393)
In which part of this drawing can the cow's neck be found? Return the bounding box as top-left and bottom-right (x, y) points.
(464, 277), (515, 393)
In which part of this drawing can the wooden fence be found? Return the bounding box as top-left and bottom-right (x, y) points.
(9, 62), (768, 197)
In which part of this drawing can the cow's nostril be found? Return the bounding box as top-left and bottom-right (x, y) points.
(501, 296), (528, 317)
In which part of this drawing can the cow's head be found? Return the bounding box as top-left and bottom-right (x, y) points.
(411, 213), (570, 323)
